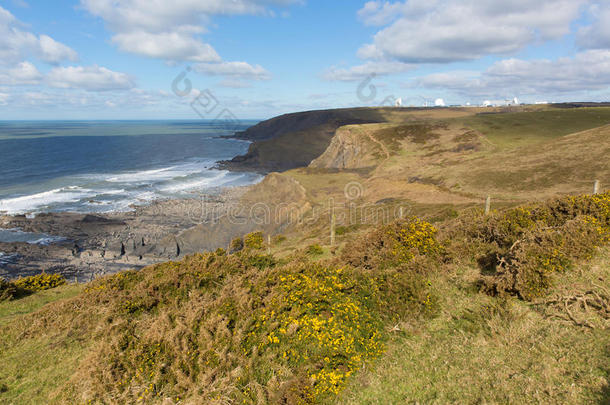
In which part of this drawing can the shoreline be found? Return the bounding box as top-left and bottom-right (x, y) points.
(0, 183), (255, 282)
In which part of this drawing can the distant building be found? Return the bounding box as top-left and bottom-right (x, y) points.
(482, 97), (521, 107)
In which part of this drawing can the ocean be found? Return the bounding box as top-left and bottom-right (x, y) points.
(0, 120), (262, 215)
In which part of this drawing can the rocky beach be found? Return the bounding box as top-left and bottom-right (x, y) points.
(0, 186), (253, 281)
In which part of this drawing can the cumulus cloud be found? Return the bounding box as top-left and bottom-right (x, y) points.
(415, 50), (610, 98)
(112, 30), (220, 62)
(80, 0), (299, 63)
(46, 65), (135, 91)
(0, 6), (77, 65)
(323, 61), (414, 81)
(0, 61), (42, 85)
(193, 61), (271, 80)
(38, 35), (79, 64)
(357, 0), (587, 63)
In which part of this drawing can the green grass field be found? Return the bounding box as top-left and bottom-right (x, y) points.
(457, 107), (610, 149)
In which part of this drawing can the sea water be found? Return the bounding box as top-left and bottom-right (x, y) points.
(0, 120), (261, 215)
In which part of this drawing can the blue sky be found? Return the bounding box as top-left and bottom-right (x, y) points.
(1, 0), (609, 120)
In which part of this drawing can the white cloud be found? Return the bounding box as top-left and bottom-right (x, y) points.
(112, 30), (220, 62)
(80, 0), (299, 63)
(323, 61), (414, 81)
(415, 50), (610, 98)
(0, 61), (42, 85)
(0, 6), (78, 65)
(38, 35), (78, 64)
(193, 61), (271, 80)
(46, 65), (135, 91)
(0, 92), (9, 105)
(356, 0), (587, 63)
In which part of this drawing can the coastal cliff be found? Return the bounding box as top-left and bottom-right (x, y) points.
(218, 108), (387, 172)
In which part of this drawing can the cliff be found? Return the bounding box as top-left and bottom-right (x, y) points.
(218, 108), (388, 172)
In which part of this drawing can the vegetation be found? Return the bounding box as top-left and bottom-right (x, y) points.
(244, 231), (265, 250)
(306, 244), (324, 256)
(0, 273), (66, 302)
(458, 107), (610, 148)
(1, 191), (608, 403)
(446, 192), (610, 299)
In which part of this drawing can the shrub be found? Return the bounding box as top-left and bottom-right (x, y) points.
(0, 278), (17, 302)
(57, 247), (436, 404)
(481, 217), (604, 300)
(13, 273), (66, 293)
(342, 216), (441, 270)
(229, 237), (244, 253)
(306, 244), (324, 256)
(244, 231), (264, 250)
(448, 192), (610, 300)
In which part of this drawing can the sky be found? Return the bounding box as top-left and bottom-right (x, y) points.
(0, 0), (609, 120)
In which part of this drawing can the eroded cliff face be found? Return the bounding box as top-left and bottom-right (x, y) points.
(309, 125), (382, 169)
(219, 108), (386, 172)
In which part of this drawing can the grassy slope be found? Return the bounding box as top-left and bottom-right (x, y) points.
(0, 285), (85, 404)
(458, 107), (610, 149)
(335, 249), (610, 405)
(275, 107), (610, 210)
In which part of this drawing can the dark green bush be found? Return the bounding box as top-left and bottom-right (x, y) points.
(0, 278), (17, 302)
(447, 192), (610, 300)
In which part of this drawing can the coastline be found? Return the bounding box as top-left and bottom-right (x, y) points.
(0, 182), (256, 282)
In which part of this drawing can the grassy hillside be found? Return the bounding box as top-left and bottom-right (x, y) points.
(336, 250), (610, 404)
(1, 192), (609, 404)
(458, 107), (610, 148)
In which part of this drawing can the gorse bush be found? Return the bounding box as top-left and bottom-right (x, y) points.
(0, 273), (66, 301)
(14, 273), (66, 292)
(230, 237), (244, 253)
(306, 244), (324, 256)
(447, 192), (610, 299)
(6, 192), (608, 403)
(19, 246), (436, 404)
(342, 216), (442, 270)
(244, 231), (265, 250)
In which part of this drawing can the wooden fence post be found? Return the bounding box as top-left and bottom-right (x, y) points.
(330, 212), (336, 246)
(267, 234), (271, 254)
(593, 180), (600, 195)
(485, 195), (491, 216)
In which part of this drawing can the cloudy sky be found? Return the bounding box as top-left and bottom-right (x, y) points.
(1, 0), (609, 119)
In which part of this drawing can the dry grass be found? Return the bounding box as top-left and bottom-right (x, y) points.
(334, 250), (610, 405)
